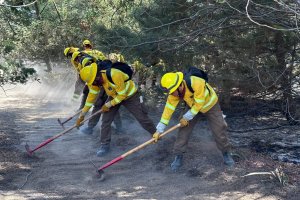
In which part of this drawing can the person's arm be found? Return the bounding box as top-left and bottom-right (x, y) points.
(80, 85), (101, 116)
(107, 70), (135, 106)
(160, 95), (180, 125)
(154, 95), (180, 135)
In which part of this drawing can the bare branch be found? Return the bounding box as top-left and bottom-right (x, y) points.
(245, 0), (299, 31)
(0, 0), (38, 8)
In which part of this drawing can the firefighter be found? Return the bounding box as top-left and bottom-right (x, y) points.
(82, 39), (106, 60)
(70, 51), (124, 135)
(77, 61), (156, 157)
(64, 41), (108, 135)
(64, 47), (83, 101)
(152, 71), (235, 171)
(108, 52), (125, 63)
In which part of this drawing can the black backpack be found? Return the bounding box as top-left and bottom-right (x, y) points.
(79, 52), (98, 62)
(79, 54), (96, 67)
(97, 59), (113, 70)
(184, 66), (209, 93)
(104, 61), (133, 84)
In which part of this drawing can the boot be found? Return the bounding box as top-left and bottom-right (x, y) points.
(96, 144), (110, 157)
(222, 152), (235, 167)
(80, 126), (94, 135)
(170, 155), (183, 172)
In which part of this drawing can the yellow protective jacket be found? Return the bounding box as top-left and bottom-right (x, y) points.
(108, 53), (125, 63)
(116, 53), (125, 63)
(71, 49), (107, 73)
(71, 60), (82, 73)
(83, 49), (107, 61)
(160, 76), (218, 125)
(81, 68), (137, 115)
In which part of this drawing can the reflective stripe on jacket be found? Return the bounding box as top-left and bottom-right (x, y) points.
(81, 85), (101, 115)
(81, 68), (137, 115)
(160, 76), (218, 125)
(101, 68), (137, 106)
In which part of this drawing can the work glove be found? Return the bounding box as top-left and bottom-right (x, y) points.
(180, 110), (196, 127)
(152, 122), (167, 143)
(101, 102), (112, 113)
(179, 118), (189, 127)
(76, 115), (84, 128)
(152, 132), (160, 143)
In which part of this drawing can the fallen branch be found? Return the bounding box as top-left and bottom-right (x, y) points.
(241, 167), (289, 186)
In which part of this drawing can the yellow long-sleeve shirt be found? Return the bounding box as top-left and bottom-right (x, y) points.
(160, 76), (218, 125)
(81, 68), (137, 115)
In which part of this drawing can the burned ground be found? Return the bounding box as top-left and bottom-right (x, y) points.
(0, 81), (299, 200)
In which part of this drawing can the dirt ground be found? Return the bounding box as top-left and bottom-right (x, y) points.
(0, 80), (299, 200)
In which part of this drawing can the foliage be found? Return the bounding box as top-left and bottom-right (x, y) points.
(0, 58), (36, 86)
(0, 0), (300, 121)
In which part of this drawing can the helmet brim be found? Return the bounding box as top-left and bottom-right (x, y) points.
(169, 72), (183, 94)
(88, 63), (97, 85)
(80, 63), (97, 86)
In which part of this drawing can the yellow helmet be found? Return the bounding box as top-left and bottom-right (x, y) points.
(80, 63), (98, 85)
(82, 39), (91, 46)
(64, 47), (71, 56)
(71, 51), (81, 63)
(64, 47), (79, 57)
(161, 72), (183, 94)
(81, 57), (94, 68)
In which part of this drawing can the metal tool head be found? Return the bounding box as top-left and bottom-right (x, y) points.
(97, 169), (106, 181)
(25, 143), (33, 156)
(57, 118), (65, 129)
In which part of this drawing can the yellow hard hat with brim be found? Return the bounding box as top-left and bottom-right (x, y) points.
(64, 47), (71, 56)
(64, 47), (79, 57)
(81, 57), (93, 68)
(80, 63), (97, 85)
(161, 72), (183, 94)
(71, 51), (81, 63)
(83, 39), (91, 46)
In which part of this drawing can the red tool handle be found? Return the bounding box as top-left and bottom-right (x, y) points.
(97, 123), (181, 172)
(26, 109), (102, 155)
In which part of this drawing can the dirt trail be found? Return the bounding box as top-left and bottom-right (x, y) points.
(0, 83), (299, 200)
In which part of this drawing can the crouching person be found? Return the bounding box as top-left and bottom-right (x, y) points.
(153, 70), (235, 172)
(76, 60), (156, 156)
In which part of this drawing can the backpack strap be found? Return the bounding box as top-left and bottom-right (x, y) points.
(105, 67), (129, 85)
(106, 68), (114, 84)
(185, 75), (211, 95)
(105, 62), (133, 85)
(184, 76), (194, 93)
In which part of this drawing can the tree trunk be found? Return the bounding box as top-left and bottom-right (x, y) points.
(44, 56), (52, 72)
(274, 32), (295, 124)
(34, 2), (41, 20)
